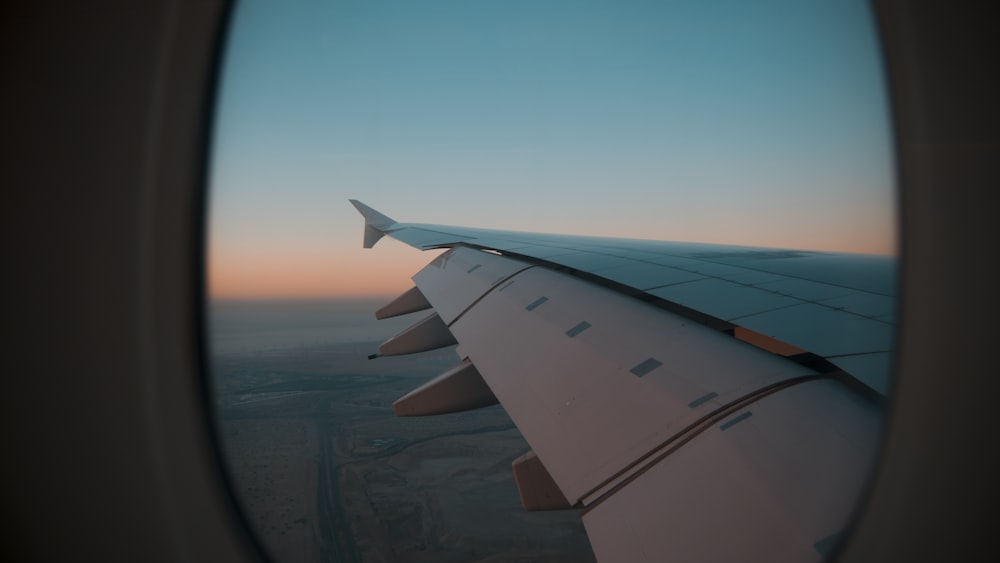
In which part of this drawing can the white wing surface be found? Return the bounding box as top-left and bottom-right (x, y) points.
(351, 200), (890, 562)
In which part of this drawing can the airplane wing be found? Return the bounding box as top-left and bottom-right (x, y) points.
(351, 200), (892, 562)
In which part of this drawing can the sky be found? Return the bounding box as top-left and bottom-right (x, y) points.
(206, 0), (896, 299)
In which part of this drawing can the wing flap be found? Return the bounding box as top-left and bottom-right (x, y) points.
(435, 250), (820, 504)
(581, 378), (880, 563)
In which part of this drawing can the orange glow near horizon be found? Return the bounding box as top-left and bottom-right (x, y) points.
(206, 0), (897, 302)
(207, 237), (445, 300)
(207, 217), (896, 300)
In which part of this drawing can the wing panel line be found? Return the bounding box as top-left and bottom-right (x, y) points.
(578, 373), (830, 512)
(463, 246), (889, 394)
(435, 245), (536, 329)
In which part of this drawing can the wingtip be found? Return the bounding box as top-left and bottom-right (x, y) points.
(349, 199), (397, 248)
(349, 199), (396, 229)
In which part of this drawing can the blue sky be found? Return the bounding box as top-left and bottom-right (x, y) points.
(207, 0), (895, 298)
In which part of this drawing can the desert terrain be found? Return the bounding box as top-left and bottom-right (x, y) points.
(211, 335), (595, 563)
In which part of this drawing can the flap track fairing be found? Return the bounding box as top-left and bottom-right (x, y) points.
(393, 358), (499, 416)
(376, 286), (432, 319)
(377, 312), (457, 356)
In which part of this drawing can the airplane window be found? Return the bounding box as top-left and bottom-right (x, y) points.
(205, 1), (895, 562)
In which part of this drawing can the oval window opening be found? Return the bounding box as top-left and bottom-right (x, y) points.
(205, 2), (897, 562)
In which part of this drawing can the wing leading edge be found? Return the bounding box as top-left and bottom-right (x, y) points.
(351, 200), (889, 562)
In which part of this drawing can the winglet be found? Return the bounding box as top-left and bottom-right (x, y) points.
(349, 199), (397, 248)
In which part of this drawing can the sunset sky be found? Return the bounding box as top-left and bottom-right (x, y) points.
(206, 0), (896, 299)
